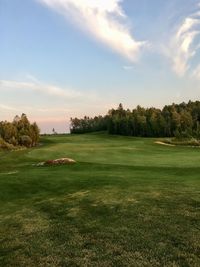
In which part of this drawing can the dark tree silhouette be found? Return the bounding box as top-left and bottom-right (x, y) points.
(70, 101), (200, 138)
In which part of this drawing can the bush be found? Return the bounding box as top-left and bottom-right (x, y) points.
(161, 137), (200, 146)
(19, 135), (32, 147)
(9, 136), (18, 146)
(174, 129), (181, 139)
(0, 138), (15, 150)
(0, 114), (40, 148)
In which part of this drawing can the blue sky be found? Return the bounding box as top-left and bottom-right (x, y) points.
(1, 0), (200, 133)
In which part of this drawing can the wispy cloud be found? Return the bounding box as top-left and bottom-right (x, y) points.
(0, 79), (82, 99)
(0, 104), (73, 113)
(38, 0), (147, 61)
(168, 5), (200, 76)
(123, 65), (133, 71)
(0, 104), (19, 111)
(192, 64), (200, 79)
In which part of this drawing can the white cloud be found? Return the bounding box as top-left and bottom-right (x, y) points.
(38, 0), (147, 61)
(0, 79), (82, 99)
(168, 7), (200, 76)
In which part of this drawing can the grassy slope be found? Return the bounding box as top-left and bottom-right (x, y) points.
(0, 133), (200, 267)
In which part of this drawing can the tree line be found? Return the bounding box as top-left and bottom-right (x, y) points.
(0, 114), (40, 148)
(70, 101), (200, 138)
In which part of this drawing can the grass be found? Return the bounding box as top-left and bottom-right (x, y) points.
(0, 133), (200, 266)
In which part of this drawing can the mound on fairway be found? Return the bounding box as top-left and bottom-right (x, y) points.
(37, 158), (76, 166)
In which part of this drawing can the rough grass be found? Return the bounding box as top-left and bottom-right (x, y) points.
(160, 137), (200, 147)
(0, 133), (200, 266)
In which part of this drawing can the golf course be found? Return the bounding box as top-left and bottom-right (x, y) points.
(0, 133), (200, 267)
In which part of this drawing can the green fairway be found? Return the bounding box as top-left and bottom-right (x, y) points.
(0, 133), (200, 267)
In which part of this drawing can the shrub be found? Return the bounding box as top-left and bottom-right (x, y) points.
(0, 137), (15, 150)
(9, 136), (18, 146)
(0, 114), (40, 148)
(19, 135), (32, 147)
(161, 137), (200, 146)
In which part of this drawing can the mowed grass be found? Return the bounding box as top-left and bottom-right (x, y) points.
(0, 133), (200, 267)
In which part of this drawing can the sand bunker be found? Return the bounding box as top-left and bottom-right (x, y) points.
(155, 141), (175, 147)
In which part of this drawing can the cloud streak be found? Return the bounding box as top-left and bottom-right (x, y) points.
(192, 64), (200, 79)
(0, 104), (19, 111)
(168, 6), (200, 76)
(0, 79), (82, 99)
(38, 0), (147, 61)
(123, 65), (133, 71)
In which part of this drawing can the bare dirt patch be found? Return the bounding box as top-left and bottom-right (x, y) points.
(36, 158), (76, 166)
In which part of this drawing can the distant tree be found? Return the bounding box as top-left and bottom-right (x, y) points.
(0, 114), (40, 148)
(30, 122), (40, 146)
(70, 101), (200, 139)
(52, 128), (57, 135)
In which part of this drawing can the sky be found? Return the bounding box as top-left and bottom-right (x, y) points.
(0, 0), (200, 133)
